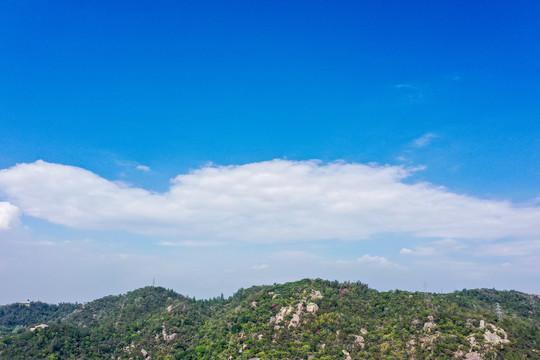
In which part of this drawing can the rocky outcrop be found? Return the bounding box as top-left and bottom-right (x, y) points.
(270, 306), (293, 325)
(483, 325), (509, 345)
(353, 335), (365, 348)
(29, 324), (48, 332)
(141, 348), (151, 359)
(162, 326), (177, 341)
(464, 352), (482, 360)
(423, 321), (435, 331)
(270, 299), (319, 330)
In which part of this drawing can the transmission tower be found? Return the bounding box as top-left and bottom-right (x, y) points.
(423, 281), (432, 309)
(495, 303), (503, 321)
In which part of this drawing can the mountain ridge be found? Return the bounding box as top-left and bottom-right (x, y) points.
(1, 279), (538, 359)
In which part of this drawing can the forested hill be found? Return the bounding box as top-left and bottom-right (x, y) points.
(0, 279), (539, 359)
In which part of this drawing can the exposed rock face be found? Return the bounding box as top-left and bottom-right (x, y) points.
(354, 335), (365, 348)
(484, 327), (509, 345)
(306, 302), (319, 313)
(270, 306), (293, 324)
(123, 342), (135, 352)
(270, 300), (312, 329)
(162, 326), (177, 341)
(360, 328), (368, 335)
(250, 301), (257, 307)
(29, 324), (49, 331)
(141, 348), (151, 359)
(288, 302), (305, 328)
(423, 321), (435, 331)
(289, 313), (301, 328)
(467, 334), (478, 349)
(464, 352), (482, 360)
(479, 320), (485, 328)
(166, 305), (173, 312)
(311, 290), (324, 299)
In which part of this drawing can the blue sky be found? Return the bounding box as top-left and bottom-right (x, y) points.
(0, 1), (539, 303)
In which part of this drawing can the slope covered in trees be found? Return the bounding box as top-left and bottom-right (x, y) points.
(0, 279), (538, 359)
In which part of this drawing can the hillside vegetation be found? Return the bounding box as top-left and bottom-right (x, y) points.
(0, 279), (538, 359)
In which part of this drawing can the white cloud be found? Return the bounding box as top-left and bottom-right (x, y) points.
(478, 239), (540, 257)
(413, 132), (437, 147)
(400, 248), (414, 255)
(356, 254), (404, 269)
(157, 240), (224, 247)
(400, 239), (467, 257)
(29, 240), (57, 246)
(251, 264), (269, 270)
(273, 250), (318, 261)
(0, 160), (539, 243)
(136, 165), (151, 172)
(0, 202), (20, 230)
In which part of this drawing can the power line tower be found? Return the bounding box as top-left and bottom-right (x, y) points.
(423, 281), (432, 309)
(496, 303), (503, 321)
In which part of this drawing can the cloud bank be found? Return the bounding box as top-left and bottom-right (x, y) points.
(0, 160), (538, 242)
